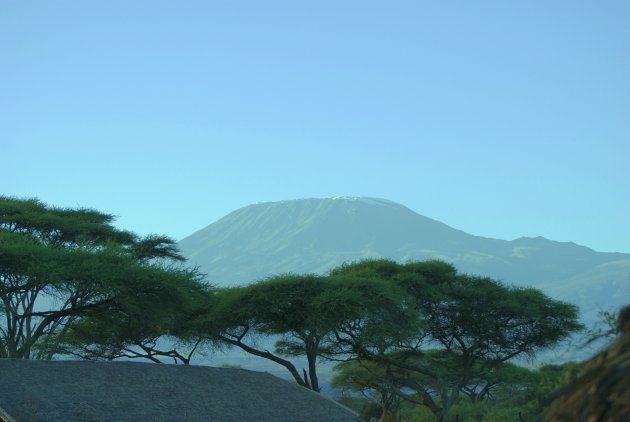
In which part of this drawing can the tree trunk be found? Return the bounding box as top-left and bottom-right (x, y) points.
(219, 335), (311, 389)
(306, 350), (320, 392)
(378, 401), (396, 422)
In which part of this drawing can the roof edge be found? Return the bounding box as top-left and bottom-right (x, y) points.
(0, 405), (16, 422)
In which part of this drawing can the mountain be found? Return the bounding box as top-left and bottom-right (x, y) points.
(178, 197), (630, 323)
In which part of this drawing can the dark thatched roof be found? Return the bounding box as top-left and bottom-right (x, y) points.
(0, 360), (358, 422)
(544, 305), (630, 421)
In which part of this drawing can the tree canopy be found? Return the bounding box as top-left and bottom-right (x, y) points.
(189, 257), (582, 418)
(330, 259), (583, 421)
(0, 196), (210, 361)
(201, 272), (405, 391)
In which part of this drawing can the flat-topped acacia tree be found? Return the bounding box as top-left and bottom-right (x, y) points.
(0, 196), (209, 361)
(204, 273), (407, 391)
(329, 259), (583, 422)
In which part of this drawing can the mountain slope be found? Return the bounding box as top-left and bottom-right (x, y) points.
(178, 197), (630, 321)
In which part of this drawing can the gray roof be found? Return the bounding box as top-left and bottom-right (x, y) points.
(0, 360), (358, 422)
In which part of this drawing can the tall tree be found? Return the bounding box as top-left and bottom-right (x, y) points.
(204, 273), (405, 391)
(0, 196), (208, 360)
(331, 259), (583, 421)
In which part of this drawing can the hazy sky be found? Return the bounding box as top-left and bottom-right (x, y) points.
(3, 1), (629, 252)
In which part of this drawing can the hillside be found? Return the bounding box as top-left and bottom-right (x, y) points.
(178, 197), (630, 322)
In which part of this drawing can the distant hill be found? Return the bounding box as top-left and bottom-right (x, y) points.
(178, 197), (630, 323)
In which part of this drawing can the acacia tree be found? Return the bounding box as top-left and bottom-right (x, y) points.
(331, 259), (583, 422)
(56, 264), (212, 364)
(204, 273), (405, 391)
(0, 196), (209, 360)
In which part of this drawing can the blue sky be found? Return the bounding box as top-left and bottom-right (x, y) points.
(2, 1), (629, 252)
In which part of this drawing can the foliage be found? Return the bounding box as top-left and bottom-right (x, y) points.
(333, 358), (593, 421)
(331, 259), (583, 421)
(332, 359), (404, 421)
(202, 273), (406, 391)
(581, 307), (624, 350)
(57, 264), (212, 364)
(0, 196), (209, 361)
